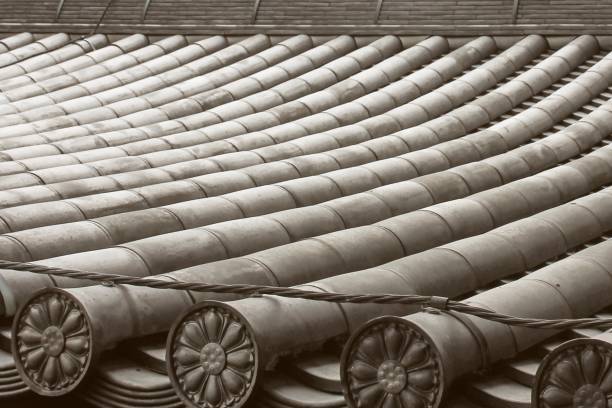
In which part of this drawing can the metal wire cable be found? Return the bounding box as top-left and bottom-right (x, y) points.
(1, 259), (611, 330)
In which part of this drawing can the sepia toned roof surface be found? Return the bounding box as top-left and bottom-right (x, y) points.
(0, 31), (610, 408)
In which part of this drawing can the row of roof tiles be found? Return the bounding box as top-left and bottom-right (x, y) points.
(0, 31), (609, 408)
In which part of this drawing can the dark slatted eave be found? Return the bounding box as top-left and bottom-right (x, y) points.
(379, 0), (516, 25)
(144, 0), (253, 25)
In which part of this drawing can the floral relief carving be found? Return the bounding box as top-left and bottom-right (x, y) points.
(344, 321), (441, 408)
(169, 306), (256, 407)
(15, 292), (90, 392)
(537, 342), (612, 408)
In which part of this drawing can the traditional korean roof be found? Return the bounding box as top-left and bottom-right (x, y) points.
(0, 31), (610, 408)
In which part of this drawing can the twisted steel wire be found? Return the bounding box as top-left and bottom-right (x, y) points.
(1, 259), (611, 330)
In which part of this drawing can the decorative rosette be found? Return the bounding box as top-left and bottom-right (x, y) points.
(167, 303), (258, 408)
(342, 318), (442, 408)
(13, 291), (91, 395)
(534, 338), (612, 408)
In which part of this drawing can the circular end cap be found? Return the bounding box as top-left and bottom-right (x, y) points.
(533, 337), (612, 408)
(12, 289), (92, 396)
(341, 316), (443, 408)
(167, 301), (258, 408)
